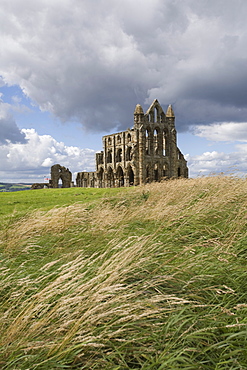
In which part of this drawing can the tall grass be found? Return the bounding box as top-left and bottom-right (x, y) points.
(0, 176), (247, 369)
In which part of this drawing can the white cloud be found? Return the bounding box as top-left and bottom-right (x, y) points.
(187, 147), (247, 177)
(193, 122), (247, 142)
(41, 157), (53, 167)
(183, 120), (247, 177)
(0, 128), (96, 182)
(236, 143), (247, 152)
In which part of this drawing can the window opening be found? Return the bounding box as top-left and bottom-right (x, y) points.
(154, 107), (158, 122)
(116, 148), (122, 162)
(163, 165), (167, 178)
(146, 129), (150, 155)
(154, 169), (159, 181)
(163, 131), (168, 156)
(126, 146), (132, 161)
(107, 150), (112, 163)
(154, 129), (158, 155)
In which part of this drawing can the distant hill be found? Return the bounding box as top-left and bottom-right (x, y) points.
(0, 182), (32, 192)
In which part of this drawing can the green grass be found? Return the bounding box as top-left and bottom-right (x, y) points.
(0, 176), (247, 369)
(0, 187), (130, 229)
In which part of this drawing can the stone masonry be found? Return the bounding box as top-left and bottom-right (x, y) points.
(76, 99), (188, 188)
(50, 164), (72, 188)
(31, 164), (72, 189)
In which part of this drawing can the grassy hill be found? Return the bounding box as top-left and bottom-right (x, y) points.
(0, 182), (31, 192)
(0, 176), (247, 369)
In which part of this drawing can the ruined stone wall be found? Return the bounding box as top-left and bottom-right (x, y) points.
(76, 171), (97, 188)
(51, 164), (72, 188)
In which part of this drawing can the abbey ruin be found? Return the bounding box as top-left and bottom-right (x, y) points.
(76, 99), (188, 188)
(32, 99), (188, 190)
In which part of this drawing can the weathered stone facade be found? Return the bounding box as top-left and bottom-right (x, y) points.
(76, 99), (188, 188)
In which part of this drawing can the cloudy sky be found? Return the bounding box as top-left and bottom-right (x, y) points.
(1, 0), (247, 182)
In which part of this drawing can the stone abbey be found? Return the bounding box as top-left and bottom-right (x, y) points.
(32, 99), (188, 189)
(76, 99), (188, 188)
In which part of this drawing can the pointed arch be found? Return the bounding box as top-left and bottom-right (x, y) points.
(163, 164), (169, 178)
(116, 148), (122, 162)
(107, 149), (112, 163)
(51, 164), (72, 188)
(163, 130), (168, 156)
(58, 177), (63, 188)
(126, 146), (132, 161)
(116, 166), (124, 187)
(107, 167), (114, 187)
(154, 127), (161, 155)
(98, 167), (104, 188)
(127, 165), (134, 186)
(145, 128), (151, 155)
(116, 135), (121, 144)
(154, 107), (159, 122)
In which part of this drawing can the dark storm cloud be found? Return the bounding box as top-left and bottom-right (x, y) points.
(1, 0), (247, 133)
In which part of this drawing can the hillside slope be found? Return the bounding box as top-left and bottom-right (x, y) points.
(0, 182), (31, 192)
(0, 176), (247, 369)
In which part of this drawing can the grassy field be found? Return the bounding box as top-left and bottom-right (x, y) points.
(0, 176), (247, 369)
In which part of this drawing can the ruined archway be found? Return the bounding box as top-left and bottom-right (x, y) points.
(163, 163), (169, 178)
(126, 146), (132, 161)
(116, 166), (124, 187)
(107, 167), (114, 187)
(127, 166), (134, 186)
(98, 167), (104, 188)
(51, 164), (72, 188)
(116, 148), (122, 163)
(107, 150), (112, 163)
(154, 164), (159, 181)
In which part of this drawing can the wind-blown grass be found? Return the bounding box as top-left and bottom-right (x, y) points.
(0, 175), (247, 369)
